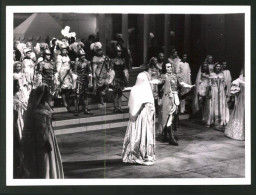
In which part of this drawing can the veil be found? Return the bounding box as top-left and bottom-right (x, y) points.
(128, 72), (154, 116)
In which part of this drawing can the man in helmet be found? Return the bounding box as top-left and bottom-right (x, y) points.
(110, 45), (129, 113)
(38, 49), (56, 95)
(73, 48), (93, 116)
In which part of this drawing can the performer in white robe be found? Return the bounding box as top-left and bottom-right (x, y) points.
(222, 61), (232, 101)
(176, 54), (192, 113)
(122, 71), (155, 165)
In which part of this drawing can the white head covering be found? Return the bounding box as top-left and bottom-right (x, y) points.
(128, 72), (154, 116)
(90, 42), (102, 52)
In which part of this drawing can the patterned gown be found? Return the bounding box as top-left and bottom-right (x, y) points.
(56, 55), (73, 90)
(225, 76), (245, 140)
(92, 55), (109, 87)
(203, 72), (229, 127)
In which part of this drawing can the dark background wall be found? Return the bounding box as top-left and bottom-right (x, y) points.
(14, 13), (245, 81)
(175, 14), (244, 82)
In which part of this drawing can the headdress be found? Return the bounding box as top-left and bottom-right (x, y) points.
(90, 42), (102, 52)
(128, 73), (154, 116)
(23, 47), (32, 55)
(43, 49), (51, 55)
(57, 40), (69, 50)
(61, 26), (76, 39)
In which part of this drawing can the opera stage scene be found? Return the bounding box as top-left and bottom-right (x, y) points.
(12, 13), (245, 179)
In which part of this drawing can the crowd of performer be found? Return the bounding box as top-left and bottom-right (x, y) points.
(122, 52), (245, 166)
(13, 26), (245, 176)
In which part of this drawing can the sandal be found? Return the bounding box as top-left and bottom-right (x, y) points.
(84, 109), (92, 115)
(66, 106), (72, 113)
(74, 111), (79, 116)
(117, 107), (123, 113)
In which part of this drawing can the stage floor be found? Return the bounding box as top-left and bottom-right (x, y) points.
(57, 119), (245, 178)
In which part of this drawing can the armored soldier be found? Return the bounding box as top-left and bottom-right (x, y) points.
(38, 49), (56, 95)
(110, 45), (129, 113)
(74, 48), (93, 116)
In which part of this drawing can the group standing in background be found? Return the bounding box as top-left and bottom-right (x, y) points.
(13, 25), (245, 172)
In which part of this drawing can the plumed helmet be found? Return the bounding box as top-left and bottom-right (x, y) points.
(90, 42), (102, 52)
(30, 52), (36, 59)
(43, 49), (51, 55)
(26, 42), (33, 48)
(78, 48), (86, 56)
(61, 26), (76, 39)
(50, 38), (57, 47)
(23, 47), (32, 55)
(13, 61), (22, 69)
(116, 45), (122, 51)
(58, 41), (69, 50)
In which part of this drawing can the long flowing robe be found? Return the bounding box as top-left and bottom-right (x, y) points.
(13, 73), (29, 139)
(192, 67), (202, 114)
(13, 93), (27, 140)
(224, 76), (245, 140)
(13, 72), (30, 104)
(192, 68), (210, 114)
(23, 101), (64, 178)
(168, 57), (181, 74)
(203, 72), (229, 127)
(122, 72), (156, 165)
(177, 61), (192, 96)
(223, 69), (232, 100)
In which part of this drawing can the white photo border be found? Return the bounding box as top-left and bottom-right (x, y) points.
(6, 5), (251, 186)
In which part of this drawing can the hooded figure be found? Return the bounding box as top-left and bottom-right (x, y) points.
(122, 72), (156, 166)
(22, 85), (64, 178)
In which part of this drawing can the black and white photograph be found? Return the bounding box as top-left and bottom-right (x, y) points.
(5, 5), (251, 186)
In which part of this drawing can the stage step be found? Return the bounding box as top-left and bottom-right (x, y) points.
(52, 90), (130, 113)
(54, 118), (129, 135)
(53, 101), (128, 113)
(53, 107), (190, 135)
(53, 107), (129, 128)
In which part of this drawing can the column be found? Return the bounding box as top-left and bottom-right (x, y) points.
(184, 14), (191, 55)
(164, 14), (170, 61)
(122, 14), (128, 49)
(143, 14), (149, 64)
